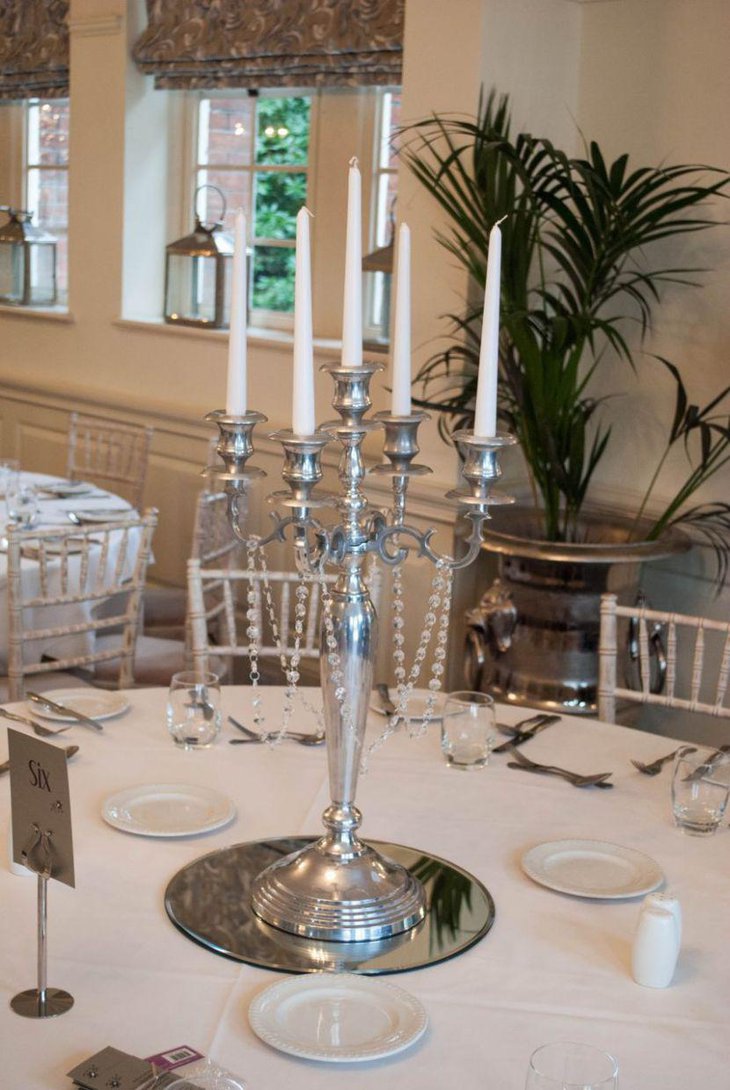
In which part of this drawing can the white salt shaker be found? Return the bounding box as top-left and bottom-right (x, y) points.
(632, 892), (682, 988)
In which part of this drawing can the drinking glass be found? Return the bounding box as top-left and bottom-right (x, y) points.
(167, 671), (222, 749)
(671, 744), (730, 836)
(6, 478), (38, 528)
(440, 690), (495, 769)
(526, 1042), (619, 1089)
(0, 458), (19, 498)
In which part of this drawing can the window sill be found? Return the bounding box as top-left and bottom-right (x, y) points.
(114, 317), (388, 361)
(0, 303), (73, 323)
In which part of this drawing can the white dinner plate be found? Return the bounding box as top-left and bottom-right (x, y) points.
(27, 688), (130, 723)
(39, 480), (95, 497)
(370, 693), (443, 723)
(522, 839), (664, 900)
(66, 508), (130, 524)
(102, 783), (236, 838)
(249, 973), (428, 1063)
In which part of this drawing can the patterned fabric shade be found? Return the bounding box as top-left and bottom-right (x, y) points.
(0, 0), (69, 100)
(133, 0), (404, 90)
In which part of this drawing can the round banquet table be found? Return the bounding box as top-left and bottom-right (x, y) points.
(0, 472), (135, 668)
(0, 687), (728, 1088)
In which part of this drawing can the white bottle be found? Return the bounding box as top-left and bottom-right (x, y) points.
(632, 892), (682, 988)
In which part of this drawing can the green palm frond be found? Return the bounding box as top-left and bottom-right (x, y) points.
(399, 88), (730, 567)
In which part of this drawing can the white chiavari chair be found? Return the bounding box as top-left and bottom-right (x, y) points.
(4, 511), (158, 701)
(598, 592), (730, 724)
(66, 412), (153, 510)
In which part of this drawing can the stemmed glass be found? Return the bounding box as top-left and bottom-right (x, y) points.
(526, 1042), (618, 1089)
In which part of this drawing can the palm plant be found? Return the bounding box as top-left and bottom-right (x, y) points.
(399, 91), (730, 575)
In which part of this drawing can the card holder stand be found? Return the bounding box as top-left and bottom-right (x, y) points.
(10, 822), (74, 1018)
(67, 1046), (204, 1090)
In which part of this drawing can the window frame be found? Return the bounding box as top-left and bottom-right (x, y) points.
(185, 88), (319, 333)
(23, 97), (70, 306)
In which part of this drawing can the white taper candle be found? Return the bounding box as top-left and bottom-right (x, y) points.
(225, 209), (247, 416)
(341, 157), (362, 368)
(473, 220), (503, 437)
(391, 222), (411, 415)
(292, 206), (316, 435)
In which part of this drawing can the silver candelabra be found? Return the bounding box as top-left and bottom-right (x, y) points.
(208, 360), (514, 942)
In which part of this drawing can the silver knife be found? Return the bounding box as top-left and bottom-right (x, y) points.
(26, 691), (104, 732)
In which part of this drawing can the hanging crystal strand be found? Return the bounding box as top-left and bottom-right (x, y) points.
(412, 564), (453, 737)
(245, 538), (264, 727)
(364, 559), (447, 765)
(253, 542), (322, 738)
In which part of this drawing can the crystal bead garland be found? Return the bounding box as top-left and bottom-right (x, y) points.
(363, 558), (454, 768)
(244, 539), (317, 743)
(245, 538), (264, 728)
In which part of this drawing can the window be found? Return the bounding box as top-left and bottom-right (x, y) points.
(24, 99), (69, 303)
(193, 93), (312, 326)
(184, 86), (401, 337)
(366, 89), (401, 342)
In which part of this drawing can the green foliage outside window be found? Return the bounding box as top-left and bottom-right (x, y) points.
(252, 96), (311, 312)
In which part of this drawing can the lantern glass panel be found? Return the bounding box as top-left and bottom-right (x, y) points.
(166, 253), (230, 327)
(27, 242), (57, 305)
(0, 242), (24, 304)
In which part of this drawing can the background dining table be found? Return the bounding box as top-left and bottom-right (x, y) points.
(1, 686), (728, 1088)
(0, 472), (135, 667)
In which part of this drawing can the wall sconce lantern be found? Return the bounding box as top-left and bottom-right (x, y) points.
(0, 207), (57, 307)
(164, 185), (233, 329)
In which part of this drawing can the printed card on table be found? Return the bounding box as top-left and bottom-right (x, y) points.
(8, 728), (75, 887)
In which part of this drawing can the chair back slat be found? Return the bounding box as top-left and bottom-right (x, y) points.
(599, 592), (730, 722)
(6, 511), (158, 700)
(716, 631), (730, 708)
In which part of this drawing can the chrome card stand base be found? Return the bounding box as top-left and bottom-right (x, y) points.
(165, 838), (495, 975)
(10, 986), (74, 1019)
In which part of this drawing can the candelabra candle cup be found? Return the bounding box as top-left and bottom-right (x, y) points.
(441, 691), (496, 769)
(167, 671), (222, 750)
(671, 745), (730, 836)
(205, 409), (268, 483)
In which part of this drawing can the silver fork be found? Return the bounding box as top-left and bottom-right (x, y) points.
(507, 746), (613, 788)
(631, 746), (696, 776)
(0, 707), (72, 737)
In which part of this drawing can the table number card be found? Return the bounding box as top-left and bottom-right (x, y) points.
(8, 728), (75, 887)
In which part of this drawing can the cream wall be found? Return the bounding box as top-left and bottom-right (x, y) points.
(0, 0), (728, 687)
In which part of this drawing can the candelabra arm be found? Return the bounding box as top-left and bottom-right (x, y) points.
(373, 510), (488, 570)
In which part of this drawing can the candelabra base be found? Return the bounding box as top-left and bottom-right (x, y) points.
(250, 836), (426, 942)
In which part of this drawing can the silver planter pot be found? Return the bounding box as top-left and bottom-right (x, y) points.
(464, 508), (690, 715)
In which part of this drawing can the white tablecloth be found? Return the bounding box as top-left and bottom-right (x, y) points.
(1, 688), (728, 1089)
(0, 473), (134, 667)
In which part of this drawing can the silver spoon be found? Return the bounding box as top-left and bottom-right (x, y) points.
(631, 746), (697, 776)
